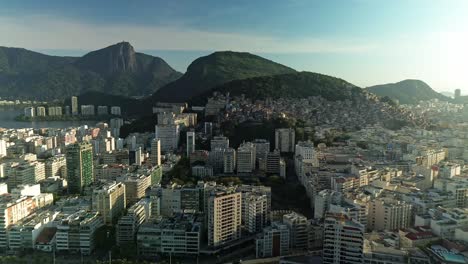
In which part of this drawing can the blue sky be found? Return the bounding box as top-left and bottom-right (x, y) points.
(1, 0), (467, 92)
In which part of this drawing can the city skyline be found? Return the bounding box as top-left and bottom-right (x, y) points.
(1, 0), (467, 92)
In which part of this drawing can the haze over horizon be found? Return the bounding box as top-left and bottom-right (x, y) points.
(1, 0), (467, 93)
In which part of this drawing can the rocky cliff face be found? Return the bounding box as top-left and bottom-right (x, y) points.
(74, 42), (138, 75)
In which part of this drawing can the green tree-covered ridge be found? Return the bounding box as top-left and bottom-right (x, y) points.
(0, 42), (181, 100)
(366, 79), (451, 104)
(148, 51), (296, 103)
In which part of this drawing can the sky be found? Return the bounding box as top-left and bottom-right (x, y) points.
(1, 0), (467, 93)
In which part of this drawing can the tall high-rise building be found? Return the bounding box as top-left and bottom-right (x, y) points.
(116, 199), (150, 246)
(135, 147), (143, 166)
(110, 106), (121, 116)
(36, 106), (46, 117)
(0, 140), (6, 158)
(110, 118), (124, 138)
(275, 128), (295, 153)
(24, 107), (35, 117)
(455, 89), (461, 99)
(237, 142), (256, 173)
(283, 212), (309, 250)
(256, 222), (290, 258)
(5, 161), (45, 190)
(186, 131), (195, 157)
(253, 139), (270, 163)
(207, 189), (242, 247)
(150, 139), (161, 166)
(71, 96), (78, 115)
(92, 182), (126, 225)
(48, 106), (62, 116)
(244, 193), (269, 233)
(323, 213), (364, 264)
(81, 105), (95, 116)
(155, 124), (180, 152)
(223, 148), (236, 174)
(210, 136), (229, 151)
(97, 106), (108, 115)
(66, 142), (94, 194)
(295, 140), (319, 181)
(266, 150), (281, 174)
(204, 122), (213, 137)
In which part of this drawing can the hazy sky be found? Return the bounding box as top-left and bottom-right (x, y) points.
(1, 0), (467, 92)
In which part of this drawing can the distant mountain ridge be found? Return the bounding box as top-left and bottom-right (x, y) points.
(148, 51), (296, 103)
(0, 42), (182, 100)
(366, 79), (450, 104)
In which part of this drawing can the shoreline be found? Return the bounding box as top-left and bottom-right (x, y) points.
(14, 114), (118, 122)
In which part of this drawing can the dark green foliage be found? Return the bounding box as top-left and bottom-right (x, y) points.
(149, 51), (296, 103)
(0, 42), (181, 100)
(261, 176), (312, 217)
(120, 114), (157, 137)
(164, 157), (193, 185)
(222, 118), (296, 149)
(76, 91), (141, 117)
(191, 71), (362, 105)
(367, 79), (451, 104)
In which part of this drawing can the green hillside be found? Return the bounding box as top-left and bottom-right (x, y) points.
(366, 79), (450, 104)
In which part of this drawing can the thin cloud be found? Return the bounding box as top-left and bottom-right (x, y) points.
(0, 15), (373, 54)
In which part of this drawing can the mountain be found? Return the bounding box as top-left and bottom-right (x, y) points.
(0, 42), (181, 100)
(148, 51), (296, 103)
(190, 71), (362, 105)
(366, 79), (450, 104)
(440, 91), (454, 98)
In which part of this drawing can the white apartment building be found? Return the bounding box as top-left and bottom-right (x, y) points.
(253, 139), (270, 161)
(210, 136), (229, 150)
(116, 199), (150, 246)
(36, 106), (46, 117)
(119, 174), (151, 204)
(80, 105), (95, 116)
(5, 161), (45, 190)
(71, 96), (78, 115)
(8, 211), (59, 251)
(244, 193), (269, 234)
(45, 155), (67, 178)
(223, 148), (236, 173)
(275, 128), (295, 153)
(155, 124), (180, 152)
(367, 197), (412, 231)
(192, 165), (213, 178)
(97, 106), (108, 115)
(430, 208), (468, 239)
(150, 138), (161, 166)
(92, 182), (126, 225)
(207, 190), (242, 247)
(55, 210), (104, 255)
(323, 213), (364, 264)
(48, 106), (62, 116)
(0, 139), (6, 158)
(186, 131), (195, 156)
(137, 213), (201, 257)
(237, 142), (256, 173)
(110, 106), (121, 116)
(294, 140), (319, 181)
(283, 212), (309, 250)
(256, 222), (290, 258)
(24, 107), (35, 117)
